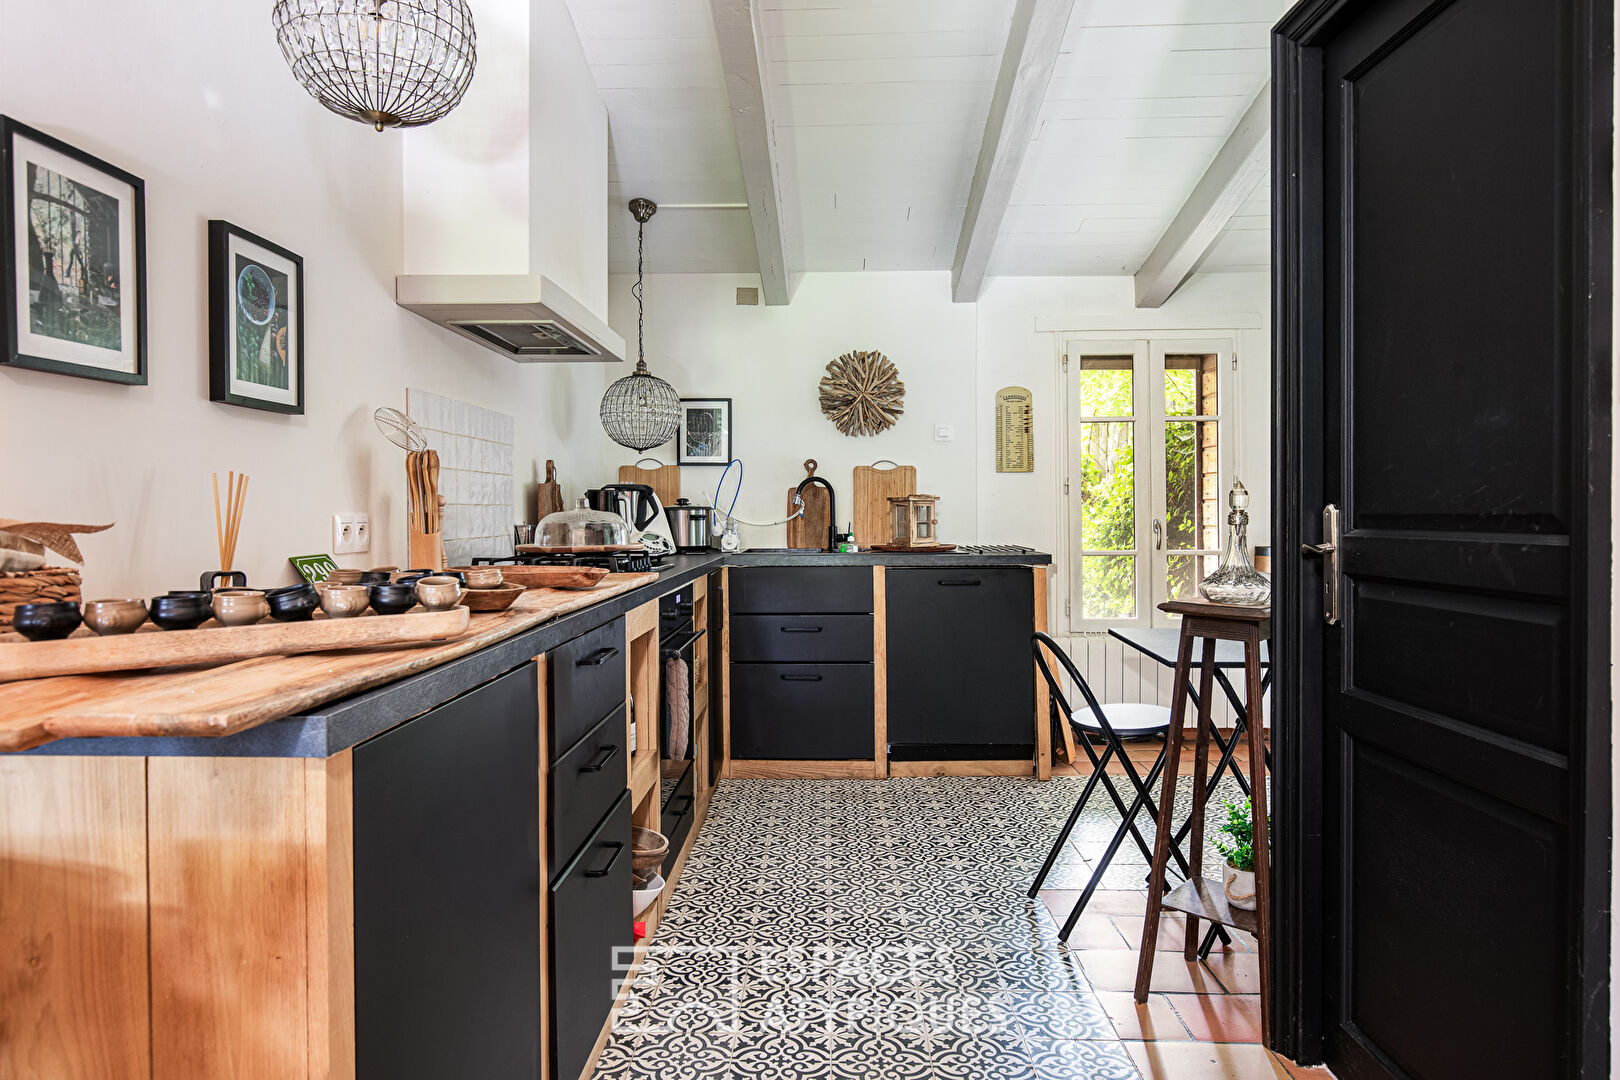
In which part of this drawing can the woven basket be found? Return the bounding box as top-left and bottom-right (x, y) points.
(0, 567), (82, 629)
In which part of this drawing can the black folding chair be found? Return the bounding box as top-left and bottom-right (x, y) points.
(1027, 632), (1228, 948)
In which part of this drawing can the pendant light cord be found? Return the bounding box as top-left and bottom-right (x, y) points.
(633, 217), (646, 373)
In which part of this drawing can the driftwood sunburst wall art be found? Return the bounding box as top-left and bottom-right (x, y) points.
(819, 349), (905, 437)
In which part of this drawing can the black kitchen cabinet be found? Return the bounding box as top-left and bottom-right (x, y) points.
(885, 568), (1034, 756)
(730, 613), (874, 663)
(550, 617), (627, 761)
(730, 663), (874, 759)
(551, 791), (633, 1080)
(550, 703), (627, 869)
(729, 566), (871, 613)
(353, 661), (541, 1080)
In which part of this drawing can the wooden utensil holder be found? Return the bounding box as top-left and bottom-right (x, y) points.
(408, 494), (445, 571)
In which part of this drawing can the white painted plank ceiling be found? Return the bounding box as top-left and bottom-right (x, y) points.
(564, 0), (1287, 280)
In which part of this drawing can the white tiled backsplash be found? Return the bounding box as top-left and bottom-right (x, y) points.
(405, 389), (515, 566)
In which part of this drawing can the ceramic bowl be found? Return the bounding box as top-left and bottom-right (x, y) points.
(212, 589), (269, 627)
(149, 594), (213, 631)
(320, 584), (372, 619)
(460, 583), (523, 612)
(413, 576), (463, 611)
(458, 566), (504, 590)
(391, 567), (434, 582)
(12, 601), (83, 641)
(165, 589), (213, 600)
(358, 570), (392, 585)
(82, 598), (148, 636)
(265, 584), (319, 622)
(368, 582), (418, 615)
(326, 569), (364, 586)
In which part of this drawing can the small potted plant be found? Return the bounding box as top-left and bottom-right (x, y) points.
(1213, 798), (1259, 911)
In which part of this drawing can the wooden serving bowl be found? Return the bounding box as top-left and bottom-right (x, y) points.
(459, 584), (524, 612)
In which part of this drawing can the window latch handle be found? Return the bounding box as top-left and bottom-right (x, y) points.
(1152, 518), (1163, 551)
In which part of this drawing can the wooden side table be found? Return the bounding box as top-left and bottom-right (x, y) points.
(1132, 599), (1272, 1043)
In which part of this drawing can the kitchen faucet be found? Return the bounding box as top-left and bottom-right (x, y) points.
(793, 474), (837, 552)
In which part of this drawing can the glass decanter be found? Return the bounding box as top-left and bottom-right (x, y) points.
(1199, 478), (1272, 607)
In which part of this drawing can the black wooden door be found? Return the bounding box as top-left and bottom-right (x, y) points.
(1273, 1), (1610, 1076)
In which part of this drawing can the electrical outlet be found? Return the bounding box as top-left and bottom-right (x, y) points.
(934, 424), (955, 442)
(332, 513), (370, 554)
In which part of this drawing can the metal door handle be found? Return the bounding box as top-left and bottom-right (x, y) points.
(579, 744), (619, 773)
(781, 626), (823, 633)
(583, 840), (624, 878)
(1300, 504), (1342, 626)
(780, 673), (823, 682)
(938, 579), (981, 586)
(577, 646), (620, 667)
(1153, 519), (1163, 550)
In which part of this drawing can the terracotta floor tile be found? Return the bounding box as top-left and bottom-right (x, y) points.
(1126, 1040), (1291, 1079)
(1167, 993), (1263, 1043)
(1038, 888), (1147, 917)
(1077, 950), (1225, 994)
(1096, 990), (1191, 1041)
(1034, 899), (1132, 948)
(1202, 950), (1262, 993)
(1111, 915), (1253, 954)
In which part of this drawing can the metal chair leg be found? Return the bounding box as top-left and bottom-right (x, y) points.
(1027, 739), (1115, 897)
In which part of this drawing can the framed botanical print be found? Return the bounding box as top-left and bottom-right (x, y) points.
(678, 397), (732, 465)
(209, 220), (304, 414)
(0, 116), (147, 384)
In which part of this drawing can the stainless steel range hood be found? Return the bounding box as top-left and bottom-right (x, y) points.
(395, 273), (624, 363)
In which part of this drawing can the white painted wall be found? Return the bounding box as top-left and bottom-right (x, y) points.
(0, 0), (613, 599)
(609, 269), (1271, 630)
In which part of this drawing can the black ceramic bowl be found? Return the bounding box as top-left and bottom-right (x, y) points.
(165, 589), (213, 600)
(358, 570), (392, 585)
(368, 583), (418, 615)
(265, 583), (320, 622)
(12, 601), (83, 641)
(148, 594), (213, 631)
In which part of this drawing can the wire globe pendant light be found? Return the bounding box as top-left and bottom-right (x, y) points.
(272, 0), (477, 132)
(600, 198), (680, 452)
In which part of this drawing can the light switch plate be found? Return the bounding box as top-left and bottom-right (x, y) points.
(934, 424), (955, 442)
(332, 513), (370, 554)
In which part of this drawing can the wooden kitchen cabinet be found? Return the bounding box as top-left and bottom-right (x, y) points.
(884, 568), (1036, 758)
(353, 661), (542, 1080)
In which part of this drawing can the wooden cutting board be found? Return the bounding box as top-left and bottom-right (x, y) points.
(0, 607), (471, 683)
(786, 459), (833, 549)
(465, 565), (610, 590)
(619, 461), (680, 508)
(537, 459), (565, 520)
(852, 461), (917, 547)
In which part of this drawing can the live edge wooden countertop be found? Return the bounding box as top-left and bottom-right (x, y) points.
(0, 567), (691, 757)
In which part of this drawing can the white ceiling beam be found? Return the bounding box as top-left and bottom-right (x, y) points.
(951, 0), (1079, 303)
(709, 0), (798, 305)
(1133, 81), (1271, 308)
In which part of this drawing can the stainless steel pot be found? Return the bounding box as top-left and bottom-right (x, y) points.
(536, 498), (632, 548)
(664, 498), (714, 551)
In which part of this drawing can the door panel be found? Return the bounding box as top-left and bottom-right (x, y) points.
(1274, 0), (1609, 1075)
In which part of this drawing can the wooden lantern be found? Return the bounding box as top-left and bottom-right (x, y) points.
(887, 494), (943, 548)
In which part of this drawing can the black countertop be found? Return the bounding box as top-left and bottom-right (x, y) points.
(25, 549), (1048, 759)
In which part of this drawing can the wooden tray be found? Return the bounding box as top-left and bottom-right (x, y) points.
(0, 607), (471, 683)
(487, 566), (611, 590)
(459, 584), (524, 612)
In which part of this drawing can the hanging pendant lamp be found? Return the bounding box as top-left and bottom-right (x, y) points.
(600, 198), (680, 452)
(272, 0), (477, 132)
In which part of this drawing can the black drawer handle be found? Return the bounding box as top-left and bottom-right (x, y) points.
(577, 646), (620, 667)
(669, 795), (694, 815)
(579, 744), (620, 773)
(780, 673), (823, 682)
(583, 840), (625, 878)
(938, 579), (982, 587)
(780, 626), (824, 633)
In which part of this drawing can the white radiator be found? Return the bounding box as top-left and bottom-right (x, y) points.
(1050, 634), (1267, 730)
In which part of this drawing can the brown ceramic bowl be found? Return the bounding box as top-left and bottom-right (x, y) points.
(212, 589), (269, 627)
(413, 576), (463, 611)
(459, 583), (523, 612)
(82, 598), (149, 636)
(320, 584), (372, 618)
(454, 566), (504, 589)
(326, 569), (364, 586)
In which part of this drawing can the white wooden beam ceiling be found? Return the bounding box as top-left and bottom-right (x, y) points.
(710, 0), (798, 304)
(1132, 80), (1271, 307)
(951, 0), (1079, 303)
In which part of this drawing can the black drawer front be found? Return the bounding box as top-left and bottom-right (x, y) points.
(731, 614), (874, 663)
(551, 618), (625, 760)
(729, 567), (872, 614)
(552, 791), (632, 1080)
(729, 663), (874, 759)
(550, 705), (627, 871)
(662, 765), (697, 858)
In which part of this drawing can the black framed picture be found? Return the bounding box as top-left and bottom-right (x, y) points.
(678, 397), (732, 465)
(208, 220), (303, 413)
(0, 116), (147, 384)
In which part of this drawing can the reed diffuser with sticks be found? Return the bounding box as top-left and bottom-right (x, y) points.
(204, 472), (250, 591)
